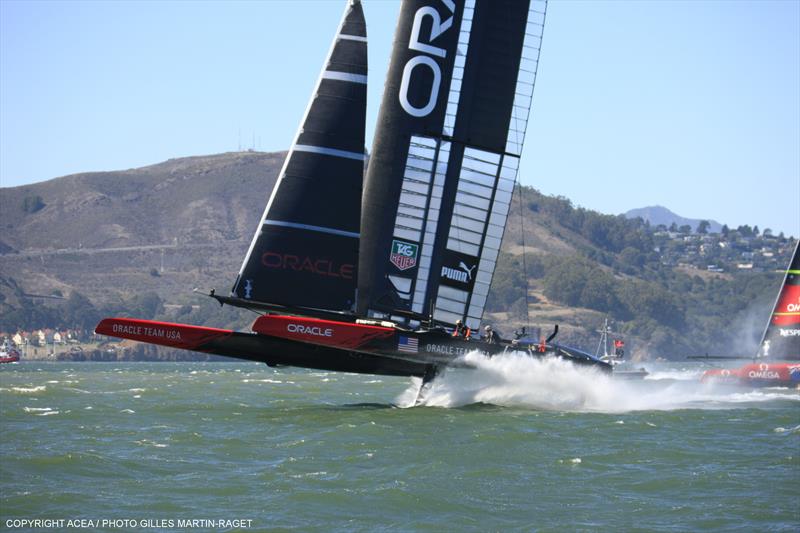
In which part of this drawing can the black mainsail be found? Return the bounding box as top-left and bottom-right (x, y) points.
(357, 0), (547, 331)
(232, 0), (367, 312)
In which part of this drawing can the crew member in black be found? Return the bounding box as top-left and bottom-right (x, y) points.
(484, 325), (500, 344)
(452, 320), (471, 339)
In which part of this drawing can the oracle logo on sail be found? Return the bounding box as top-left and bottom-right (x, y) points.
(261, 252), (354, 279)
(287, 324), (333, 337)
(398, 0), (456, 118)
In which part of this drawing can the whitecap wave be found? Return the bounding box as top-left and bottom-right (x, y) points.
(644, 368), (705, 381)
(24, 407), (59, 416)
(8, 386), (46, 394)
(773, 425), (800, 434)
(135, 439), (168, 448)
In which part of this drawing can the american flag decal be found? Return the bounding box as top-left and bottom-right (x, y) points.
(398, 336), (419, 354)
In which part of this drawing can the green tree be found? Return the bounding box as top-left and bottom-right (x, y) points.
(22, 195), (45, 213)
(486, 253), (526, 312)
(62, 292), (100, 330)
(130, 292), (164, 319)
(619, 247), (645, 269)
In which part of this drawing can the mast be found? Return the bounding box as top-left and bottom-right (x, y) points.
(231, 0), (367, 312)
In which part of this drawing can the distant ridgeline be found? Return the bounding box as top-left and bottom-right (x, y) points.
(624, 205), (723, 234)
(0, 152), (795, 360)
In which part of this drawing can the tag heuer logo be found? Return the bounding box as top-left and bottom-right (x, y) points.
(390, 239), (418, 271)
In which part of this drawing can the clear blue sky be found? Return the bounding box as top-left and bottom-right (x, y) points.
(2, 0), (798, 236)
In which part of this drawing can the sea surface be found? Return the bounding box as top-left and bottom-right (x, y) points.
(1, 355), (799, 532)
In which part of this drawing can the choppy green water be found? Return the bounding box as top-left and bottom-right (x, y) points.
(1, 358), (799, 532)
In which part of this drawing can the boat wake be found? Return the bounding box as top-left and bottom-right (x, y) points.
(397, 351), (799, 412)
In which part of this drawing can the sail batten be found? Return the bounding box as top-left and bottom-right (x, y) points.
(261, 220), (360, 239)
(292, 145), (366, 160)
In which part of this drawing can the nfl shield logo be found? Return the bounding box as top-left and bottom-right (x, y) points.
(390, 239), (418, 271)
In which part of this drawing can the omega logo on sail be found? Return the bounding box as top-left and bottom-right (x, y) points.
(399, 0), (456, 117)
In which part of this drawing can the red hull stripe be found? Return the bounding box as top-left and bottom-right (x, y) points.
(96, 318), (234, 351)
(252, 315), (395, 349)
(772, 285), (800, 326)
(702, 363), (800, 384)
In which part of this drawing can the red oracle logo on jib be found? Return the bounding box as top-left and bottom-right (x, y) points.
(261, 251), (354, 279)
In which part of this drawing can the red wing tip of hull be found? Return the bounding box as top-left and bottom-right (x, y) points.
(95, 317), (234, 350)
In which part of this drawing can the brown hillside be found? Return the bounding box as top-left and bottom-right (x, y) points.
(0, 152), (283, 311)
(1, 151), (284, 251)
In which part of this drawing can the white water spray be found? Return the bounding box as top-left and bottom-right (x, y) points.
(396, 351), (799, 412)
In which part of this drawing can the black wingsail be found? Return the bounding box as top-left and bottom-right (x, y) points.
(757, 241), (800, 360)
(232, 0), (367, 311)
(357, 0), (547, 330)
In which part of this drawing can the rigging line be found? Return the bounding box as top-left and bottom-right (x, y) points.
(517, 183), (531, 330)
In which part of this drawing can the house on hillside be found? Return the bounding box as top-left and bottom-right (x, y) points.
(12, 332), (26, 346)
(32, 330), (46, 346)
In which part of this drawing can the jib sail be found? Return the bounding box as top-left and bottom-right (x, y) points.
(357, 0), (547, 330)
(758, 241), (800, 360)
(232, 0), (367, 311)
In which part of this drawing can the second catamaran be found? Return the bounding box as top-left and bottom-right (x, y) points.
(97, 0), (610, 392)
(701, 241), (800, 387)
